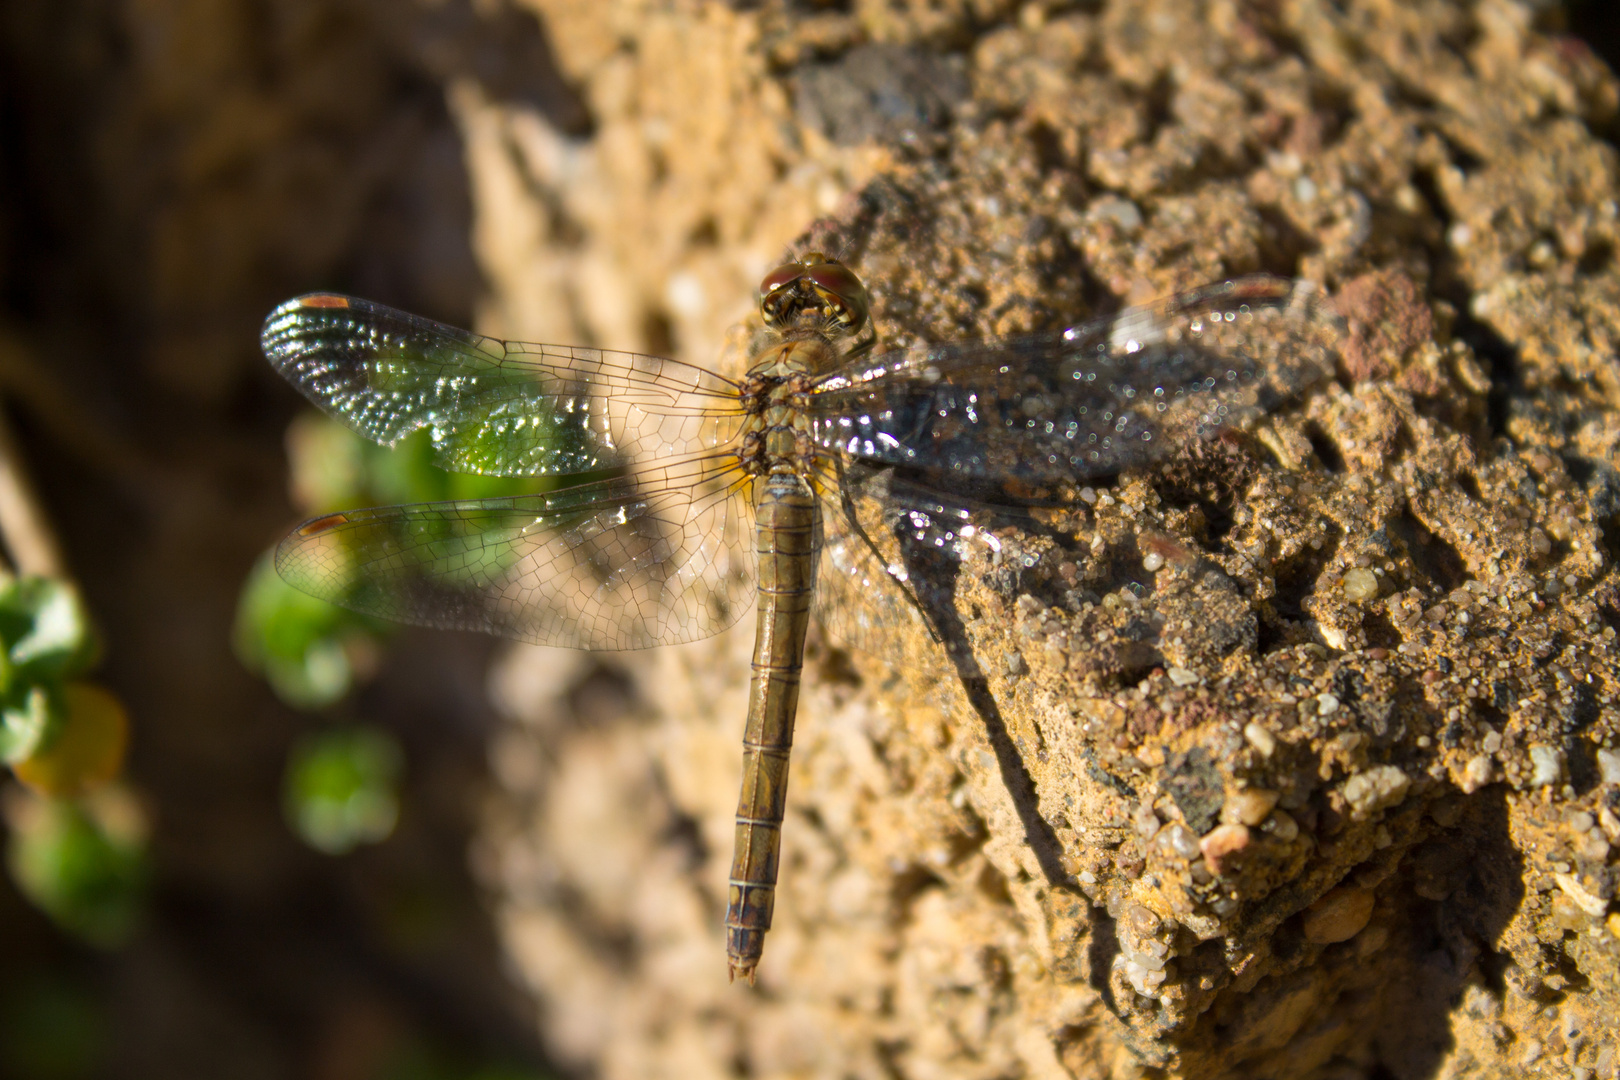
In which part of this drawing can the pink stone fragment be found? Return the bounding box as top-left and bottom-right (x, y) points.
(1200, 823), (1251, 876)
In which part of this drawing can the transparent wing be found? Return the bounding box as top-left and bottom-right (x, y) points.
(814, 461), (1022, 672)
(275, 456), (755, 650)
(808, 277), (1342, 485)
(262, 293), (745, 477)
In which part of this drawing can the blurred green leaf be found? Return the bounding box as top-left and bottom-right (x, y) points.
(7, 797), (147, 948)
(285, 726), (404, 854)
(242, 415), (558, 709)
(0, 685), (62, 765)
(366, 426), (555, 506)
(235, 552), (387, 709)
(0, 577), (98, 684)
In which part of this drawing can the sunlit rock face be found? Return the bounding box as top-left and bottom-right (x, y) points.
(471, 1), (1620, 1077)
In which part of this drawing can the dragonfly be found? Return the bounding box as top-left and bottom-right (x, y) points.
(261, 254), (1342, 982)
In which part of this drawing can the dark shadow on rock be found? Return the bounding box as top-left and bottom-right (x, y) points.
(1374, 785), (1524, 1079)
(383, 0), (592, 134)
(1087, 904), (1123, 1017)
(896, 511), (1078, 895)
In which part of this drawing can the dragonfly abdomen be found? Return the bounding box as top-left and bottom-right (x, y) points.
(726, 468), (819, 983)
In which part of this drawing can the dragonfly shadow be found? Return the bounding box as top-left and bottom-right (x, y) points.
(896, 521), (1080, 896)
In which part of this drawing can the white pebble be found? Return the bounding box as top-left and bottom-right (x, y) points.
(1341, 765), (1410, 818)
(1528, 744), (1564, 787)
(1341, 568), (1379, 602)
(1598, 748), (1620, 786)
(1554, 873), (1609, 918)
(1244, 721), (1276, 757)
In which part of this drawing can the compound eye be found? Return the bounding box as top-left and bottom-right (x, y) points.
(803, 262), (870, 330)
(758, 262), (807, 301)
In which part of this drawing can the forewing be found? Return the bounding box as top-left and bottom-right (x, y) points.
(275, 456), (755, 650)
(808, 277), (1342, 485)
(263, 294), (744, 477)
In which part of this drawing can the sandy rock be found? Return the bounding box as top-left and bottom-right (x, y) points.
(468, 1), (1620, 1077)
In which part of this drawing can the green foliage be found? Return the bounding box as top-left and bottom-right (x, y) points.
(0, 575), (138, 941)
(234, 551), (376, 708)
(368, 423), (558, 505)
(239, 416), (553, 711)
(285, 726), (404, 854)
(6, 798), (147, 948)
(0, 577), (97, 764)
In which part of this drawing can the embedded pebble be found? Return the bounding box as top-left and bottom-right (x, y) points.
(1462, 755), (1494, 792)
(1244, 721), (1277, 757)
(1600, 807), (1620, 842)
(1552, 893), (1590, 932)
(1341, 568), (1379, 602)
(1341, 765), (1410, 818)
(1224, 788), (1280, 827)
(1200, 824), (1251, 876)
(1576, 831), (1611, 863)
(1554, 873), (1609, 918)
(1091, 194), (1143, 231)
(1142, 550), (1165, 572)
(1599, 748), (1620, 786)
(1124, 902), (1161, 936)
(1166, 665), (1199, 687)
(1160, 822), (1201, 860)
(1120, 955), (1170, 996)
(1315, 692), (1340, 716)
(1266, 810), (1300, 842)
(1302, 885), (1375, 944)
(1133, 803), (1162, 839)
(1528, 744), (1563, 787)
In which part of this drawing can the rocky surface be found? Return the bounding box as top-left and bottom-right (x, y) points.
(467, 0), (1620, 1077)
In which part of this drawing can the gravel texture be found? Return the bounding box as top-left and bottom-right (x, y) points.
(466, 1), (1620, 1077)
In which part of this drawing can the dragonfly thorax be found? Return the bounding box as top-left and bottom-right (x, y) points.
(737, 338), (830, 477)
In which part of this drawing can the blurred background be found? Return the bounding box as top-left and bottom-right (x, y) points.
(1, 1), (1618, 1078)
(0, 2), (591, 1077)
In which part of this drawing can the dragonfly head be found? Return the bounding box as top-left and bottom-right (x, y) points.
(758, 253), (870, 338)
